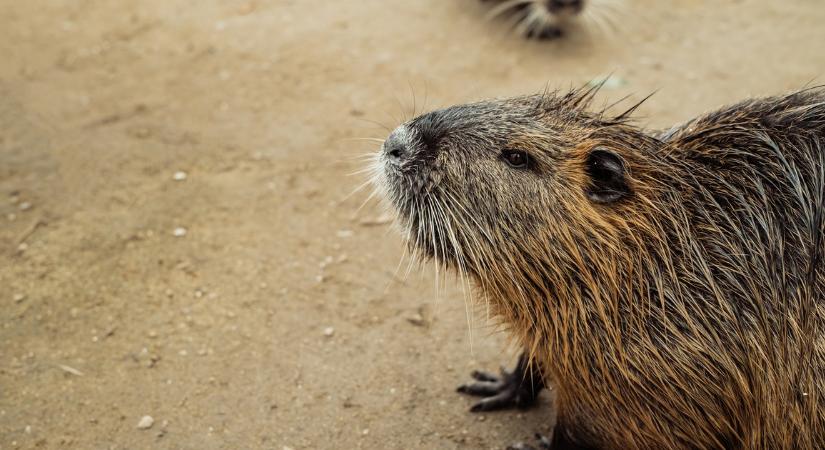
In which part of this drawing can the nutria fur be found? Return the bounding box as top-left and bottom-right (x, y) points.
(372, 86), (825, 449)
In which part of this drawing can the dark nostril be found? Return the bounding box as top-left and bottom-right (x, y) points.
(383, 128), (408, 165)
(384, 139), (407, 164)
(385, 142), (407, 164)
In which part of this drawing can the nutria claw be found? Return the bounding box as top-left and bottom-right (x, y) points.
(506, 433), (553, 450)
(456, 352), (544, 412)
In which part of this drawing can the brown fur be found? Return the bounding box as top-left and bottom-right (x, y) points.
(373, 86), (825, 449)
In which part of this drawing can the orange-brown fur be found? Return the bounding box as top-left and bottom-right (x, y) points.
(374, 86), (825, 449)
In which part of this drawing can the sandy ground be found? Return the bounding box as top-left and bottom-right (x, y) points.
(2, 0), (825, 449)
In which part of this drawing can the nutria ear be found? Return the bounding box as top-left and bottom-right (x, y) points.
(585, 148), (630, 204)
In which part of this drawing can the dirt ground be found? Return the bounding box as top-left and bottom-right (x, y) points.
(1, 0), (825, 449)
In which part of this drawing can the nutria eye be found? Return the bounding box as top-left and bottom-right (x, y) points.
(502, 150), (529, 169)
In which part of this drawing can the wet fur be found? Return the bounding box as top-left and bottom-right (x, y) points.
(374, 87), (825, 449)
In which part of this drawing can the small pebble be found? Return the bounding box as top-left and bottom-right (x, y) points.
(359, 214), (393, 226)
(13, 293), (25, 303)
(24, 425), (31, 433)
(362, 429), (369, 436)
(336, 229), (354, 238)
(323, 327), (334, 337)
(57, 364), (84, 376)
(18, 202), (31, 211)
(172, 227), (187, 237)
(137, 415), (154, 429)
(173, 171), (187, 181)
(319, 256), (334, 268)
(406, 313), (426, 327)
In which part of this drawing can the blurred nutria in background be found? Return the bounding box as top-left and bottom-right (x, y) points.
(480, 0), (623, 39)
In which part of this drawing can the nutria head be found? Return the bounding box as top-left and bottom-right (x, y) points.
(373, 88), (659, 298)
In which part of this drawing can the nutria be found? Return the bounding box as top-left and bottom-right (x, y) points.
(481, 0), (619, 39)
(371, 85), (825, 449)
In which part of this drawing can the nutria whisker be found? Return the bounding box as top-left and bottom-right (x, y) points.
(341, 178), (375, 203)
(428, 201), (445, 299)
(435, 194), (479, 345)
(382, 242), (410, 294)
(583, 0), (622, 35)
(344, 137), (387, 144)
(353, 185), (382, 215)
(353, 116), (394, 133)
(407, 80), (419, 119)
(484, 0), (533, 22)
(441, 189), (493, 266)
(346, 166), (379, 177)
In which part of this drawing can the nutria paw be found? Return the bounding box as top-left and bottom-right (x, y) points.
(506, 433), (553, 450)
(456, 352), (544, 412)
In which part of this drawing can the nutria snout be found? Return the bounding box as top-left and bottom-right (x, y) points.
(373, 86), (825, 449)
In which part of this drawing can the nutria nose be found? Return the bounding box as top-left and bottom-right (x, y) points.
(383, 126), (409, 166)
(548, 0), (583, 12)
